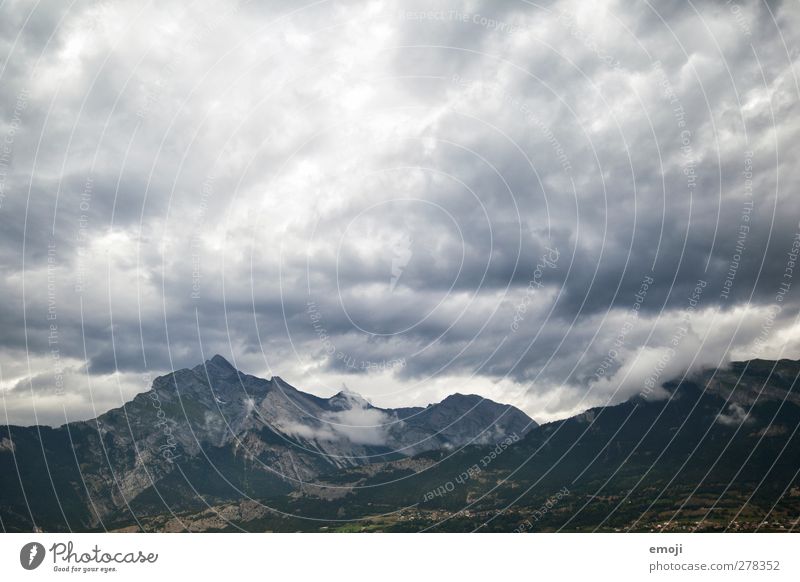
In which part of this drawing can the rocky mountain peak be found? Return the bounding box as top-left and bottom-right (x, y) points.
(329, 383), (371, 410)
(439, 393), (483, 406)
(195, 354), (238, 377)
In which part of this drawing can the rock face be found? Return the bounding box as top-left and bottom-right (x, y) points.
(0, 356), (535, 531)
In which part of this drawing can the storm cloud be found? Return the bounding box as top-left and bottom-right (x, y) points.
(1, 0), (799, 425)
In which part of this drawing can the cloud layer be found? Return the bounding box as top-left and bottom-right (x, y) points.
(1, 0), (799, 425)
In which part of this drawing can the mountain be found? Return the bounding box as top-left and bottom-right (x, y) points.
(4, 356), (800, 533)
(291, 357), (800, 532)
(97, 357), (800, 533)
(0, 355), (534, 532)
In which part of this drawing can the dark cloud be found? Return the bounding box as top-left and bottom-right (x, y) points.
(1, 0), (799, 425)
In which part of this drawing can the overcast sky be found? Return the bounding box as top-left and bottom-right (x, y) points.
(1, 0), (799, 426)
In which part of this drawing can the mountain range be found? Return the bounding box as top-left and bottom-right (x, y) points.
(2, 356), (800, 532)
(0, 355), (534, 531)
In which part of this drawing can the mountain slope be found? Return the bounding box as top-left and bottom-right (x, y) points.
(6, 356), (800, 532)
(294, 358), (800, 532)
(0, 355), (534, 531)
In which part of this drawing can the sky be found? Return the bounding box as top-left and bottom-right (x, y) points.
(1, 0), (799, 426)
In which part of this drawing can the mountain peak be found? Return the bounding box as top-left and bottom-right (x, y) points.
(329, 383), (371, 409)
(440, 393), (483, 405)
(190, 354), (238, 380)
(337, 382), (364, 398)
(207, 354), (236, 371)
